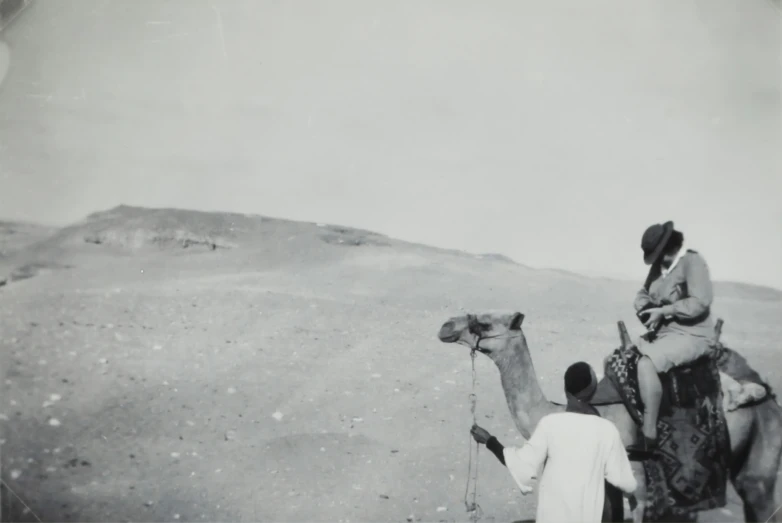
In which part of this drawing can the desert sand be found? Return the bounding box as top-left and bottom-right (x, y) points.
(1, 205), (780, 522)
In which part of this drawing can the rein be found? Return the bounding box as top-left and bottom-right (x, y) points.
(463, 331), (523, 522)
(464, 347), (482, 522)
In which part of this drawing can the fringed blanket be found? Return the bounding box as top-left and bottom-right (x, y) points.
(604, 345), (731, 521)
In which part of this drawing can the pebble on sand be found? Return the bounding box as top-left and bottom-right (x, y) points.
(48, 418), (61, 427)
(272, 411), (284, 421)
(226, 387), (237, 394)
(10, 469), (21, 480)
(436, 507), (447, 512)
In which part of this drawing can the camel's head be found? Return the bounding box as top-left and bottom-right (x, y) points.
(437, 311), (526, 356)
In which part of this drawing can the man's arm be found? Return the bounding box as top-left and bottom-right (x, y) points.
(605, 426), (638, 494)
(659, 253), (713, 320)
(486, 436), (506, 466)
(502, 419), (549, 493)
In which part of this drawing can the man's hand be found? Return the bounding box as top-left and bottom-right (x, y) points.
(471, 424), (491, 445)
(627, 493), (638, 512)
(642, 307), (665, 331)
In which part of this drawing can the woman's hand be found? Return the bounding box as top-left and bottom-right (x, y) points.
(642, 307), (665, 331)
(471, 424), (491, 445)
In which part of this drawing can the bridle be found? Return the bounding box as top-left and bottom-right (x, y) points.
(460, 331), (523, 355)
(462, 314), (524, 355)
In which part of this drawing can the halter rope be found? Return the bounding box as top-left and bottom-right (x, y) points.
(464, 347), (482, 522)
(462, 328), (523, 522)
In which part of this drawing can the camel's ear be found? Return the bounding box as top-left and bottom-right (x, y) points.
(508, 312), (525, 330)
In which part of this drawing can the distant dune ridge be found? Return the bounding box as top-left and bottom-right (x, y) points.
(0, 204), (779, 301)
(0, 220), (55, 257)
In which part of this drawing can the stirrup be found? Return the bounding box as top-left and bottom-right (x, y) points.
(627, 437), (658, 461)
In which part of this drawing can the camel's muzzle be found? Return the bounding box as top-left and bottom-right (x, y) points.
(438, 321), (461, 343)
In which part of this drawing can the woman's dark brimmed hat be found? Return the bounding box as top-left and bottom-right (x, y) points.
(641, 221), (675, 265)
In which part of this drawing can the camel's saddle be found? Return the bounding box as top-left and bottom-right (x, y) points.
(587, 319), (769, 412)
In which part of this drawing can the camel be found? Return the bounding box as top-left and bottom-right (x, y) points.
(437, 311), (782, 522)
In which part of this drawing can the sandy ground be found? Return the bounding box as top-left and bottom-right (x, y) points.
(1, 207), (781, 522)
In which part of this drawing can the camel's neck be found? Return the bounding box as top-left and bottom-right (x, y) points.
(492, 335), (561, 439)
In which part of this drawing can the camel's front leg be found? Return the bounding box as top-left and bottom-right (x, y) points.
(630, 461), (646, 523)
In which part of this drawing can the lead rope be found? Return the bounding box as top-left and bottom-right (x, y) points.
(464, 348), (482, 522)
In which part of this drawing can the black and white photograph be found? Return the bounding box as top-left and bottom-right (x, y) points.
(1, 1), (780, 521)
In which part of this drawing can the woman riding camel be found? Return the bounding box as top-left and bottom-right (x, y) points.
(627, 221), (716, 457)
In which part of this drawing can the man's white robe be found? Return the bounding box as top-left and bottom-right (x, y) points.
(503, 412), (637, 523)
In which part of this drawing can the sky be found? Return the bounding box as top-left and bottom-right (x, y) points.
(0, 0), (780, 288)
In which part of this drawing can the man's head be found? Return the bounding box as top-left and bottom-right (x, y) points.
(564, 361), (598, 400)
(641, 221), (685, 267)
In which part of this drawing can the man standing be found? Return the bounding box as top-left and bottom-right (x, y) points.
(471, 361), (637, 522)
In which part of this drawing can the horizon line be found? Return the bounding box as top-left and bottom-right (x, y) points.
(2, 203), (781, 293)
